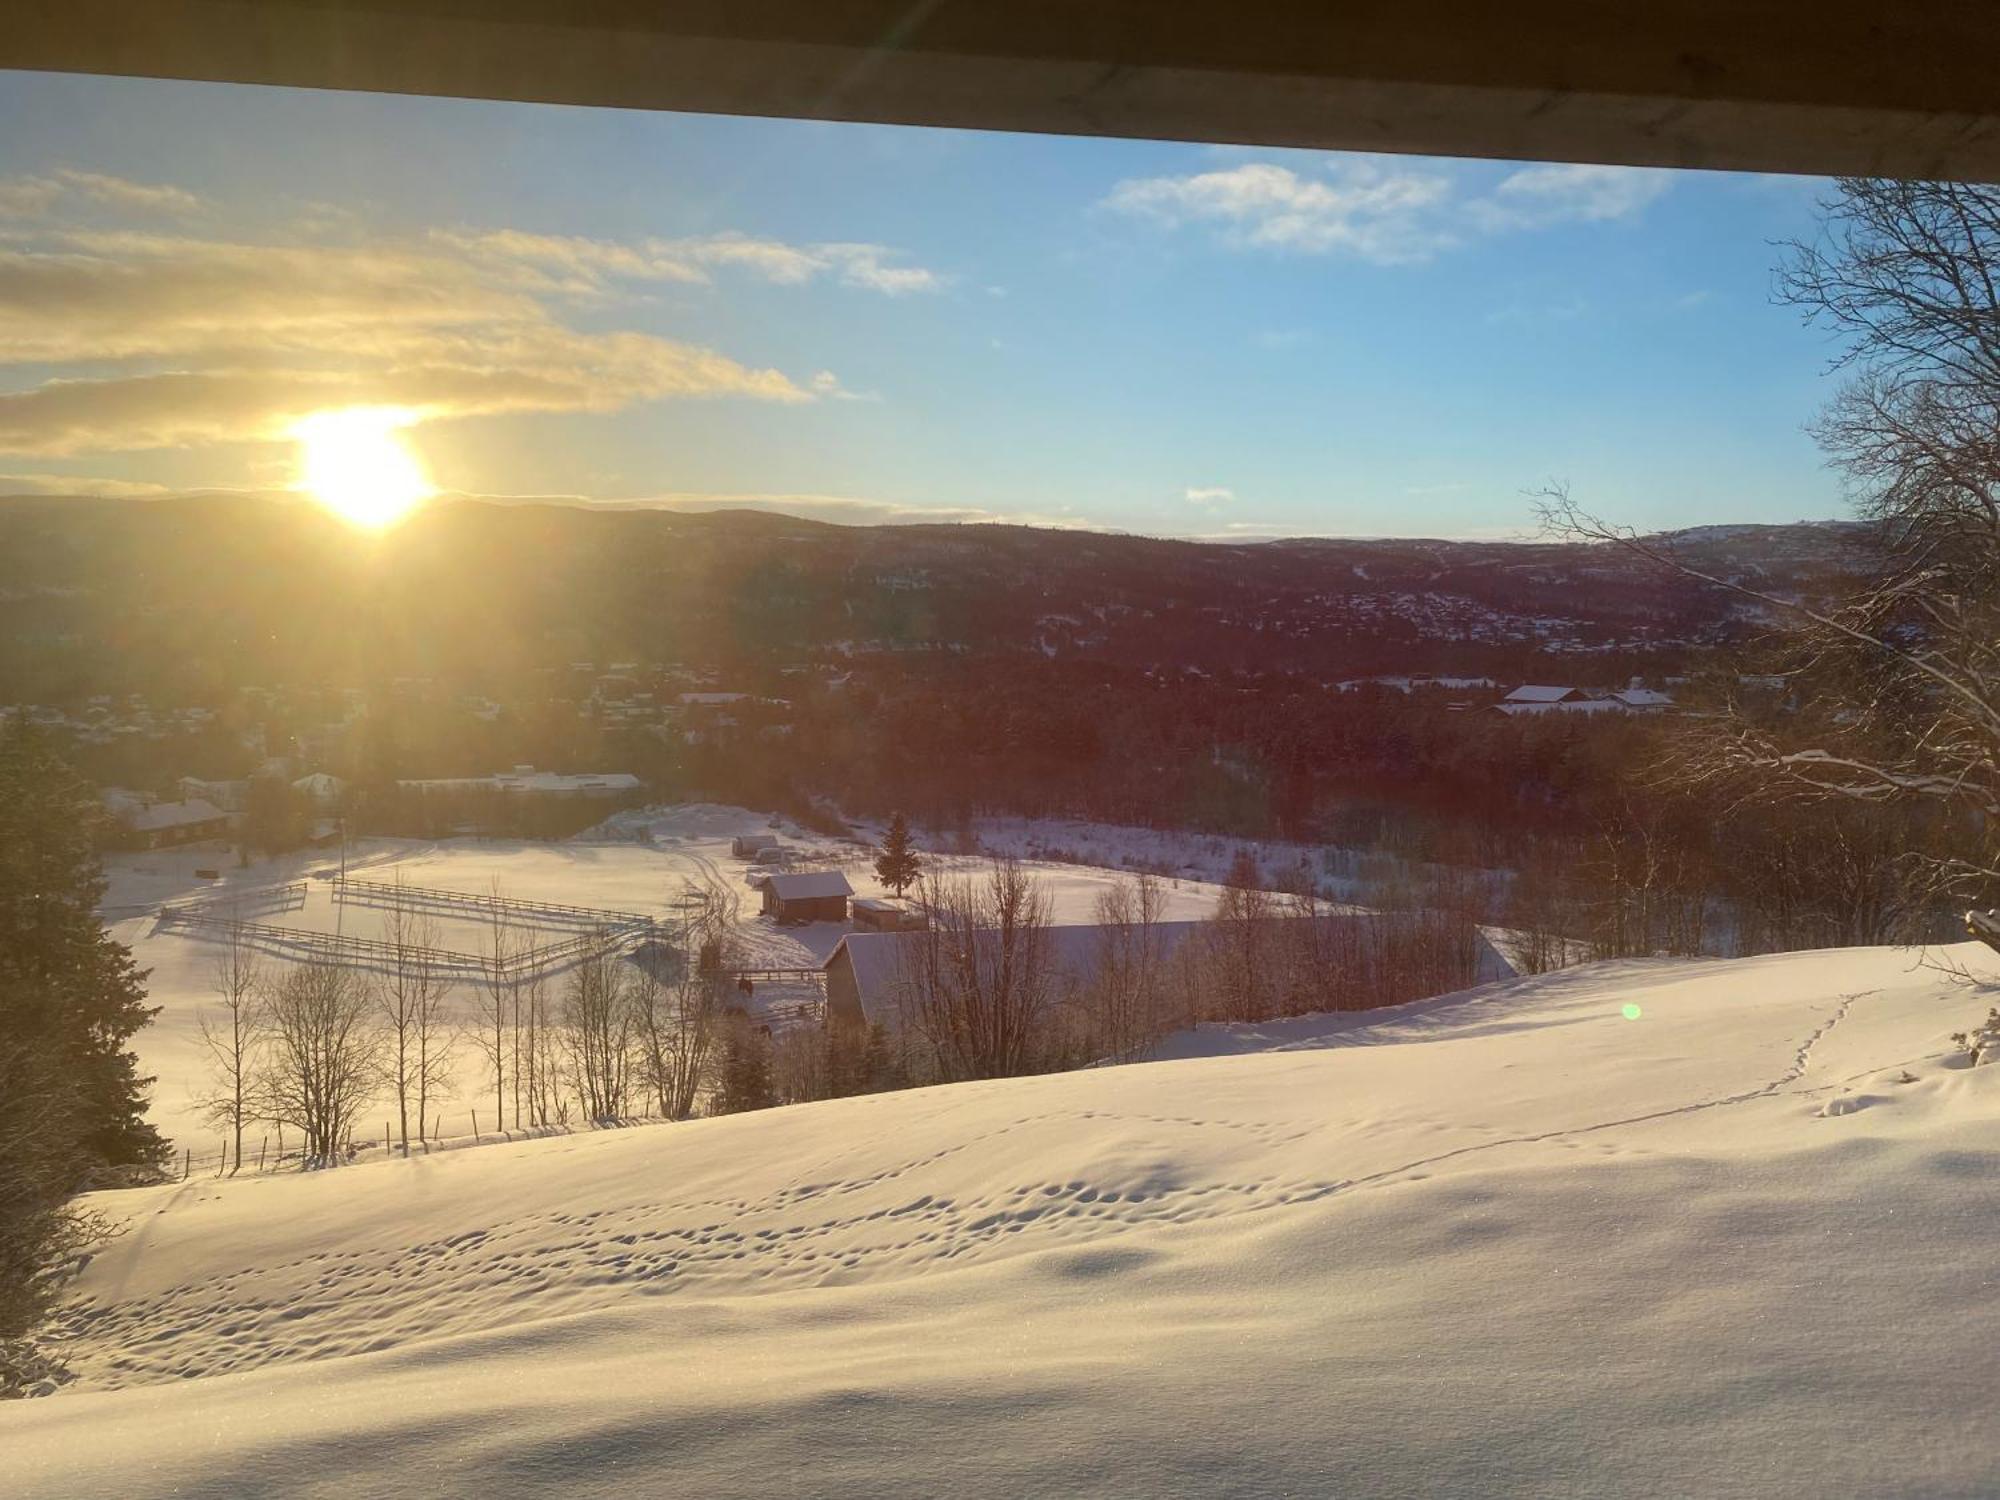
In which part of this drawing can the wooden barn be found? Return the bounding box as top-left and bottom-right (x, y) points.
(760, 869), (853, 924)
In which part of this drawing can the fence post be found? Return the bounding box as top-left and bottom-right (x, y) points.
(386, 1121), (391, 1157)
(472, 1108), (478, 1139)
(258, 1134), (269, 1172)
(182, 1147), (190, 1181)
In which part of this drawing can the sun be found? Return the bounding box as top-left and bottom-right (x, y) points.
(291, 406), (435, 529)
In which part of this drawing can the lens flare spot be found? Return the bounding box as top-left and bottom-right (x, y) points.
(1621, 1003), (1643, 1021)
(292, 407), (434, 529)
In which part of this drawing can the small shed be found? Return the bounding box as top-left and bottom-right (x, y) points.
(761, 869), (853, 923)
(851, 897), (926, 933)
(732, 832), (783, 858)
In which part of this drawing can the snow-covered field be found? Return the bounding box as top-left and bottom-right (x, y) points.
(963, 813), (1488, 901)
(9, 940), (2000, 1496)
(110, 805), (1240, 1150)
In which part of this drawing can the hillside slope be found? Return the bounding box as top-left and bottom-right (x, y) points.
(7, 944), (1999, 1498)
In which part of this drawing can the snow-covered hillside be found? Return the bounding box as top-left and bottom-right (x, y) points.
(8, 943), (2000, 1497)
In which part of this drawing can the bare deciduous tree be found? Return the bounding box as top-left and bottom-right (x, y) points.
(632, 961), (725, 1121)
(516, 958), (561, 1128)
(1208, 851), (1276, 1022)
(899, 858), (1056, 1081)
(376, 883), (454, 1156)
(1541, 177), (2000, 910)
(635, 876), (737, 1118)
(258, 958), (380, 1168)
(559, 933), (634, 1122)
(196, 908), (263, 1174)
(1080, 872), (1170, 1060)
(474, 881), (517, 1132)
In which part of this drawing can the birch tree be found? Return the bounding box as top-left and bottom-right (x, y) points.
(377, 883), (453, 1155)
(899, 859), (1055, 1081)
(258, 958), (380, 1167)
(197, 908), (263, 1174)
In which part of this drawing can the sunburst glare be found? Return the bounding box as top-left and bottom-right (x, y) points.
(291, 406), (435, 529)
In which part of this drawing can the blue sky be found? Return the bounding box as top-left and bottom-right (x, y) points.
(0, 68), (1847, 537)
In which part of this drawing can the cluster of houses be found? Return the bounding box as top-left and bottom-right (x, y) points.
(99, 767), (351, 851)
(5, 696), (220, 746)
(395, 767), (643, 799)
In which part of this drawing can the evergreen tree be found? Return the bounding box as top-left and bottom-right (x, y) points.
(0, 723), (163, 1337)
(714, 1023), (776, 1114)
(874, 811), (922, 897)
(243, 773), (309, 855)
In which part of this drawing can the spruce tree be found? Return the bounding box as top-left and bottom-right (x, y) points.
(715, 1025), (776, 1114)
(874, 811), (922, 897)
(0, 723), (163, 1337)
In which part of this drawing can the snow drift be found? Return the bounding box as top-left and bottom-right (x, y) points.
(7, 943), (2000, 1497)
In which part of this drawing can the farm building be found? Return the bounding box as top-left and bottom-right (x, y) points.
(1502, 684), (1589, 706)
(732, 832), (783, 858)
(760, 869), (853, 923)
(396, 768), (642, 798)
(1611, 686), (1675, 712)
(851, 897), (926, 933)
(1494, 685), (1625, 717)
(114, 796), (232, 850)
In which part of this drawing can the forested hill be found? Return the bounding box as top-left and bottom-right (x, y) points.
(0, 492), (1867, 699)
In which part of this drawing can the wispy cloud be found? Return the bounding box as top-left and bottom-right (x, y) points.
(0, 470), (175, 497)
(0, 184), (945, 455)
(1465, 164), (1671, 232)
(1104, 157), (1672, 265)
(434, 228), (944, 297)
(1483, 296), (1589, 327)
(465, 491), (1088, 529)
(1184, 485), (1236, 506)
(0, 169), (202, 218)
(1106, 160), (1456, 263)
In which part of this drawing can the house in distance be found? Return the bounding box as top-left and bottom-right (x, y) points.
(758, 869), (853, 924)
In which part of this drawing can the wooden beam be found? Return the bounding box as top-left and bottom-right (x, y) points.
(7, 0), (2000, 178)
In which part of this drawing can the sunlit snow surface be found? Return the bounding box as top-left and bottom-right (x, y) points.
(8, 931), (2000, 1497)
(104, 805), (1238, 1150)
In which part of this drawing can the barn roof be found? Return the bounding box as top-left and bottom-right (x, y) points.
(127, 798), (227, 833)
(1503, 684), (1584, 703)
(827, 922), (1212, 1023)
(827, 916), (1520, 1026)
(764, 870), (854, 901)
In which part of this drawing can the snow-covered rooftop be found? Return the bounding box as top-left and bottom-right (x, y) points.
(123, 798), (227, 833)
(1613, 687), (1675, 708)
(762, 870), (854, 901)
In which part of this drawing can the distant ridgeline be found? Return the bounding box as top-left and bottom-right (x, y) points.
(0, 494), (1871, 701)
